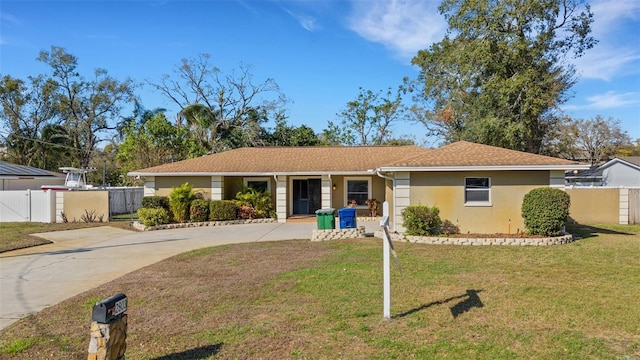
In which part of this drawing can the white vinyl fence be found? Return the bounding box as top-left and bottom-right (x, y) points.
(0, 187), (143, 223)
(0, 190), (56, 223)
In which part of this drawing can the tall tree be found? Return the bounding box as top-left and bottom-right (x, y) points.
(266, 117), (320, 146)
(330, 85), (409, 145)
(0, 74), (60, 169)
(37, 46), (136, 168)
(552, 116), (632, 165)
(411, 0), (596, 153)
(116, 112), (193, 176)
(149, 54), (287, 153)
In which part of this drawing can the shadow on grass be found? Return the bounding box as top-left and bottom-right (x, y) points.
(151, 343), (222, 359)
(393, 289), (484, 319)
(566, 223), (632, 240)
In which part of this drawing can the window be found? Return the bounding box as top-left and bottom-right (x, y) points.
(465, 177), (491, 205)
(244, 177), (270, 193)
(345, 178), (370, 207)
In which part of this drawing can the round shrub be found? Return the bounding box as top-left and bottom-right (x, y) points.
(137, 207), (169, 227)
(401, 205), (442, 236)
(189, 198), (210, 223)
(521, 187), (571, 236)
(209, 200), (238, 221)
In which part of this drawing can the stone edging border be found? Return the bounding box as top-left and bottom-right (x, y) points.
(132, 218), (277, 231)
(374, 230), (574, 246)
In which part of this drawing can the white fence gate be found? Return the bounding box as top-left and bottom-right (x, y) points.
(108, 187), (143, 216)
(0, 190), (56, 223)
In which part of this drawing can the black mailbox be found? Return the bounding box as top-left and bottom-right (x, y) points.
(91, 293), (127, 323)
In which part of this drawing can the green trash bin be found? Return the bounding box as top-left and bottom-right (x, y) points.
(315, 208), (336, 230)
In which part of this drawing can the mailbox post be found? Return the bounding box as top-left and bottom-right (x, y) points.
(88, 293), (128, 360)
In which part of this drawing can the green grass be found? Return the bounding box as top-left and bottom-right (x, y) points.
(1, 223), (639, 359)
(0, 221), (134, 253)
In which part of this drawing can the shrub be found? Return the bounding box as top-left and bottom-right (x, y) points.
(209, 200), (238, 221)
(142, 196), (169, 210)
(190, 198), (210, 223)
(234, 186), (272, 219)
(401, 205), (442, 236)
(169, 182), (197, 223)
(521, 187), (571, 236)
(137, 207), (169, 227)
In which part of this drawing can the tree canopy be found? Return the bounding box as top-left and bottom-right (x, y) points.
(411, 0), (596, 153)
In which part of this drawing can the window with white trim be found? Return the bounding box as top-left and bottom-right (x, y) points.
(244, 177), (270, 193)
(345, 177), (370, 207)
(464, 177), (491, 205)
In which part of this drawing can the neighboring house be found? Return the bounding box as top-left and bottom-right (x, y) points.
(599, 157), (640, 187)
(0, 161), (65, 191)
(128, 141), (588, 234)
(565, 167), (603, 187)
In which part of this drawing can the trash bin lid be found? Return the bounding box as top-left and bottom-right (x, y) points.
(315, 208), (335, 214)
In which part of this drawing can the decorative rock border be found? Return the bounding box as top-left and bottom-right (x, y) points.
(374, 230), (574, 246)
(132, 218), (276, 231)
(311, 227), (367, 241)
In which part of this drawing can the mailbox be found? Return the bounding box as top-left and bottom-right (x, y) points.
(91, 293), (127, 323)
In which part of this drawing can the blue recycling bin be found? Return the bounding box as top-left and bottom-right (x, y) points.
(338, 207), (357, 229)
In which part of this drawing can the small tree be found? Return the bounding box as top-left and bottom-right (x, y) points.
(521, 188), (571, 236)
(234, 186), (272, 219)
(169, 182), (197, 223)
(401, 205), (442, 236)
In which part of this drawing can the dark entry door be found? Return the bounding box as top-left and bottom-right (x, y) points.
(292, 179), (322, 215)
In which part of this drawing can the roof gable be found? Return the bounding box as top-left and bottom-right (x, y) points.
(599, 157), (640, 172)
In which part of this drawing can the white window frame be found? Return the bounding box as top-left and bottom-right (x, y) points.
(464, 177), (492, 206)
(244, 177), (271, 192)
(344, 177), (371, 208)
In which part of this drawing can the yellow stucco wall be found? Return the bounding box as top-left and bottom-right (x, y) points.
(565, 188), (620, 224)
(410, 171), (550, 234)
(155, 176), (213, 198)
(63, 191), (109, 222)
(329, 175), (385, 216)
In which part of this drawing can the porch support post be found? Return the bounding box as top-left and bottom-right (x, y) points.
(394, 172), (411, 233)
(211, 176), (223, 201)
(321, 175), (332, 210)
(275, 175), (287, 223)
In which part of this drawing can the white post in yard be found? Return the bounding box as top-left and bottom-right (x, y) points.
(381, 201), (391, 319)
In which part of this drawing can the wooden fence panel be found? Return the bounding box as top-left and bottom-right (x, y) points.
(630, 189), (640, 225)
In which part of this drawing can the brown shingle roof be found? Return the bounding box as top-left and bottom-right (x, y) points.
(382, 141), (584, 168)
(128, 141), (586, 176)
(129, 145), (431, 174)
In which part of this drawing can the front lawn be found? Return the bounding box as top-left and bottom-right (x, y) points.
(1, 224), (639, 359)
(0, 221), (135, 253)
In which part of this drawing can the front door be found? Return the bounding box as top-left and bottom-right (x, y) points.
(292, 179), (322, 215)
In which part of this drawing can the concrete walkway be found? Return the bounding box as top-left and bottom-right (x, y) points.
(0, 221), (379, 330)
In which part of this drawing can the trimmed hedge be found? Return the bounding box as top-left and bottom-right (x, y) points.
(401, 205), (442, 236)
(190, 199), (210, 223)
(137, 207), (170, 227)
(210, 200), (238, 221)
(521, 187), (571, 236)
(142, 196), (169, 210)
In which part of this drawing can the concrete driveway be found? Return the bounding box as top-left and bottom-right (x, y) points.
(0, 221), (379, 330)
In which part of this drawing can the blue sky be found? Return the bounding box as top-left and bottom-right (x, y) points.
(1, 0), (639, 145)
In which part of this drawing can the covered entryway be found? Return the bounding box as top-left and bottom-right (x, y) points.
(292, 179), (322, 215)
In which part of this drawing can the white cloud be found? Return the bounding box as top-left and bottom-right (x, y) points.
(346, 0), (447, 62)
(573, 0), (640, 81)
(284, 8), (319, 32)
(564, 91), (640, 110)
